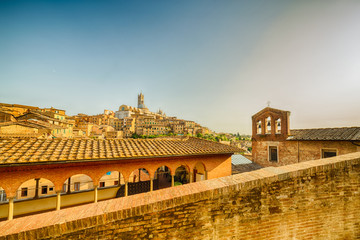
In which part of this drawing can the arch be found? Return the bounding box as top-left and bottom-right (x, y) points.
(0, 186), (7, 202)
(257, 120), (262, 134)
(193, 162), (206, 182)
(276, 118), (281, 134)
(128, 168), (151, 183)
(174, 165), (190, 185)
(99, 171), (125, 188)
(127, 168), (151, 196)
(62, 174), (94, 193)
(16, 178), (56, 200)
(153, 165), (172, 190)
(265, 116), (271, 134)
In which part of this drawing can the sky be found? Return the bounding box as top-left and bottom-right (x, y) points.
(0, 0), (359, 134)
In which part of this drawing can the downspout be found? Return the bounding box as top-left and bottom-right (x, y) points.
(297, 141), (300, 163)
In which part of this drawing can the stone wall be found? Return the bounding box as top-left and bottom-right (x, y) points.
(252, 140), (360, 167)
(0, 152), (359, 240)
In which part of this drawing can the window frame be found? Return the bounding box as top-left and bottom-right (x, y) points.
(74, 182), (80, 192)
(268, 146), (279, 163)
(321, 148), (337, 158)
(21, 187), (28, 197)
(41, 185), (48, 195)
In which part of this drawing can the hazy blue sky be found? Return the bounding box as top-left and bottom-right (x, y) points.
(1, 0), (359, 134)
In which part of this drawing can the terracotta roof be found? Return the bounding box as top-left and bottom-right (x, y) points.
(0, 137), (240, 165)
(0, 133), (43, 139)
(0, 120), (63, 130)
(16, 111), (72, 125)
(287, 127), (360, 141)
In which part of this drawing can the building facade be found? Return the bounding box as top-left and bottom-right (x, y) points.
(252, 107), (360, 167)
(0, 137), (239, 220)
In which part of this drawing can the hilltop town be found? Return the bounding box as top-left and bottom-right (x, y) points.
(0, 93), (251, 152)
(0, 93), (210, 139)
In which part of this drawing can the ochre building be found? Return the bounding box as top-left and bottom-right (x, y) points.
(252, 107), (360, 167)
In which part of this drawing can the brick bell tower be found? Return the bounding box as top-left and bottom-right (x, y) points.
(251, 107), (291, 142)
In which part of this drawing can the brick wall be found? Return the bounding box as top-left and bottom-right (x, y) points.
(1, 152), (360, 239)
(252, 140), (360, 167)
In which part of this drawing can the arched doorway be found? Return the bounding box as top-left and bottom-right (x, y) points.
(62, 174), (94, 193)
(16, 178), (56, 200)
(128, 168), (151, 195)
(153, 166), (171, 190)
(174, 165), (189, 185)
(193, 162), (206, 182)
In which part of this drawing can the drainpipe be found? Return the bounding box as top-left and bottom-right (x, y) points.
(297, 141), (300, 163)
(34, 178), (40, 199)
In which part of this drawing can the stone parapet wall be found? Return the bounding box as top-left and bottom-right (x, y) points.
(0, 152), (359, 239)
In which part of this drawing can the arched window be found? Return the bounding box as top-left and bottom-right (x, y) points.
(257, 121), (262, 134)
(276, 118), (281, 134)
(265, 117), (271, 134)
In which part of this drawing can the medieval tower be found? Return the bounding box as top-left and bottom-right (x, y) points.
(137, 92), (147, 109)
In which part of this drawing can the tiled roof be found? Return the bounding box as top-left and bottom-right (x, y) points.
(287, 127), (360, 141)
(0, 120), (63, 130)
(16, 111), (71, 124)
(0, 137), (240, 165)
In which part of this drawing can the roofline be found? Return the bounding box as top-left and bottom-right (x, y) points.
(252, 107), (290, 119)
(290, 126), (360, 131)
(0, 151), (237, 167)
(286, 139), (360, 141)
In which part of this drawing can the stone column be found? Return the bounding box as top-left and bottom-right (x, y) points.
(125, 181), (128, 197)
(56, 191), (61, 211)
(8, 197), (14, 220)
(94, 185), (98, 203)
(189, 172), (193, 183)
(150, 178), (153, 192)
(205, 170), (208, 180)
(34, 178), (40, 199)
(171, 175), (175, 187)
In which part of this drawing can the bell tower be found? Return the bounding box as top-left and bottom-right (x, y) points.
(137, 93), (146, 109)
(252, 107), (291, 141)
